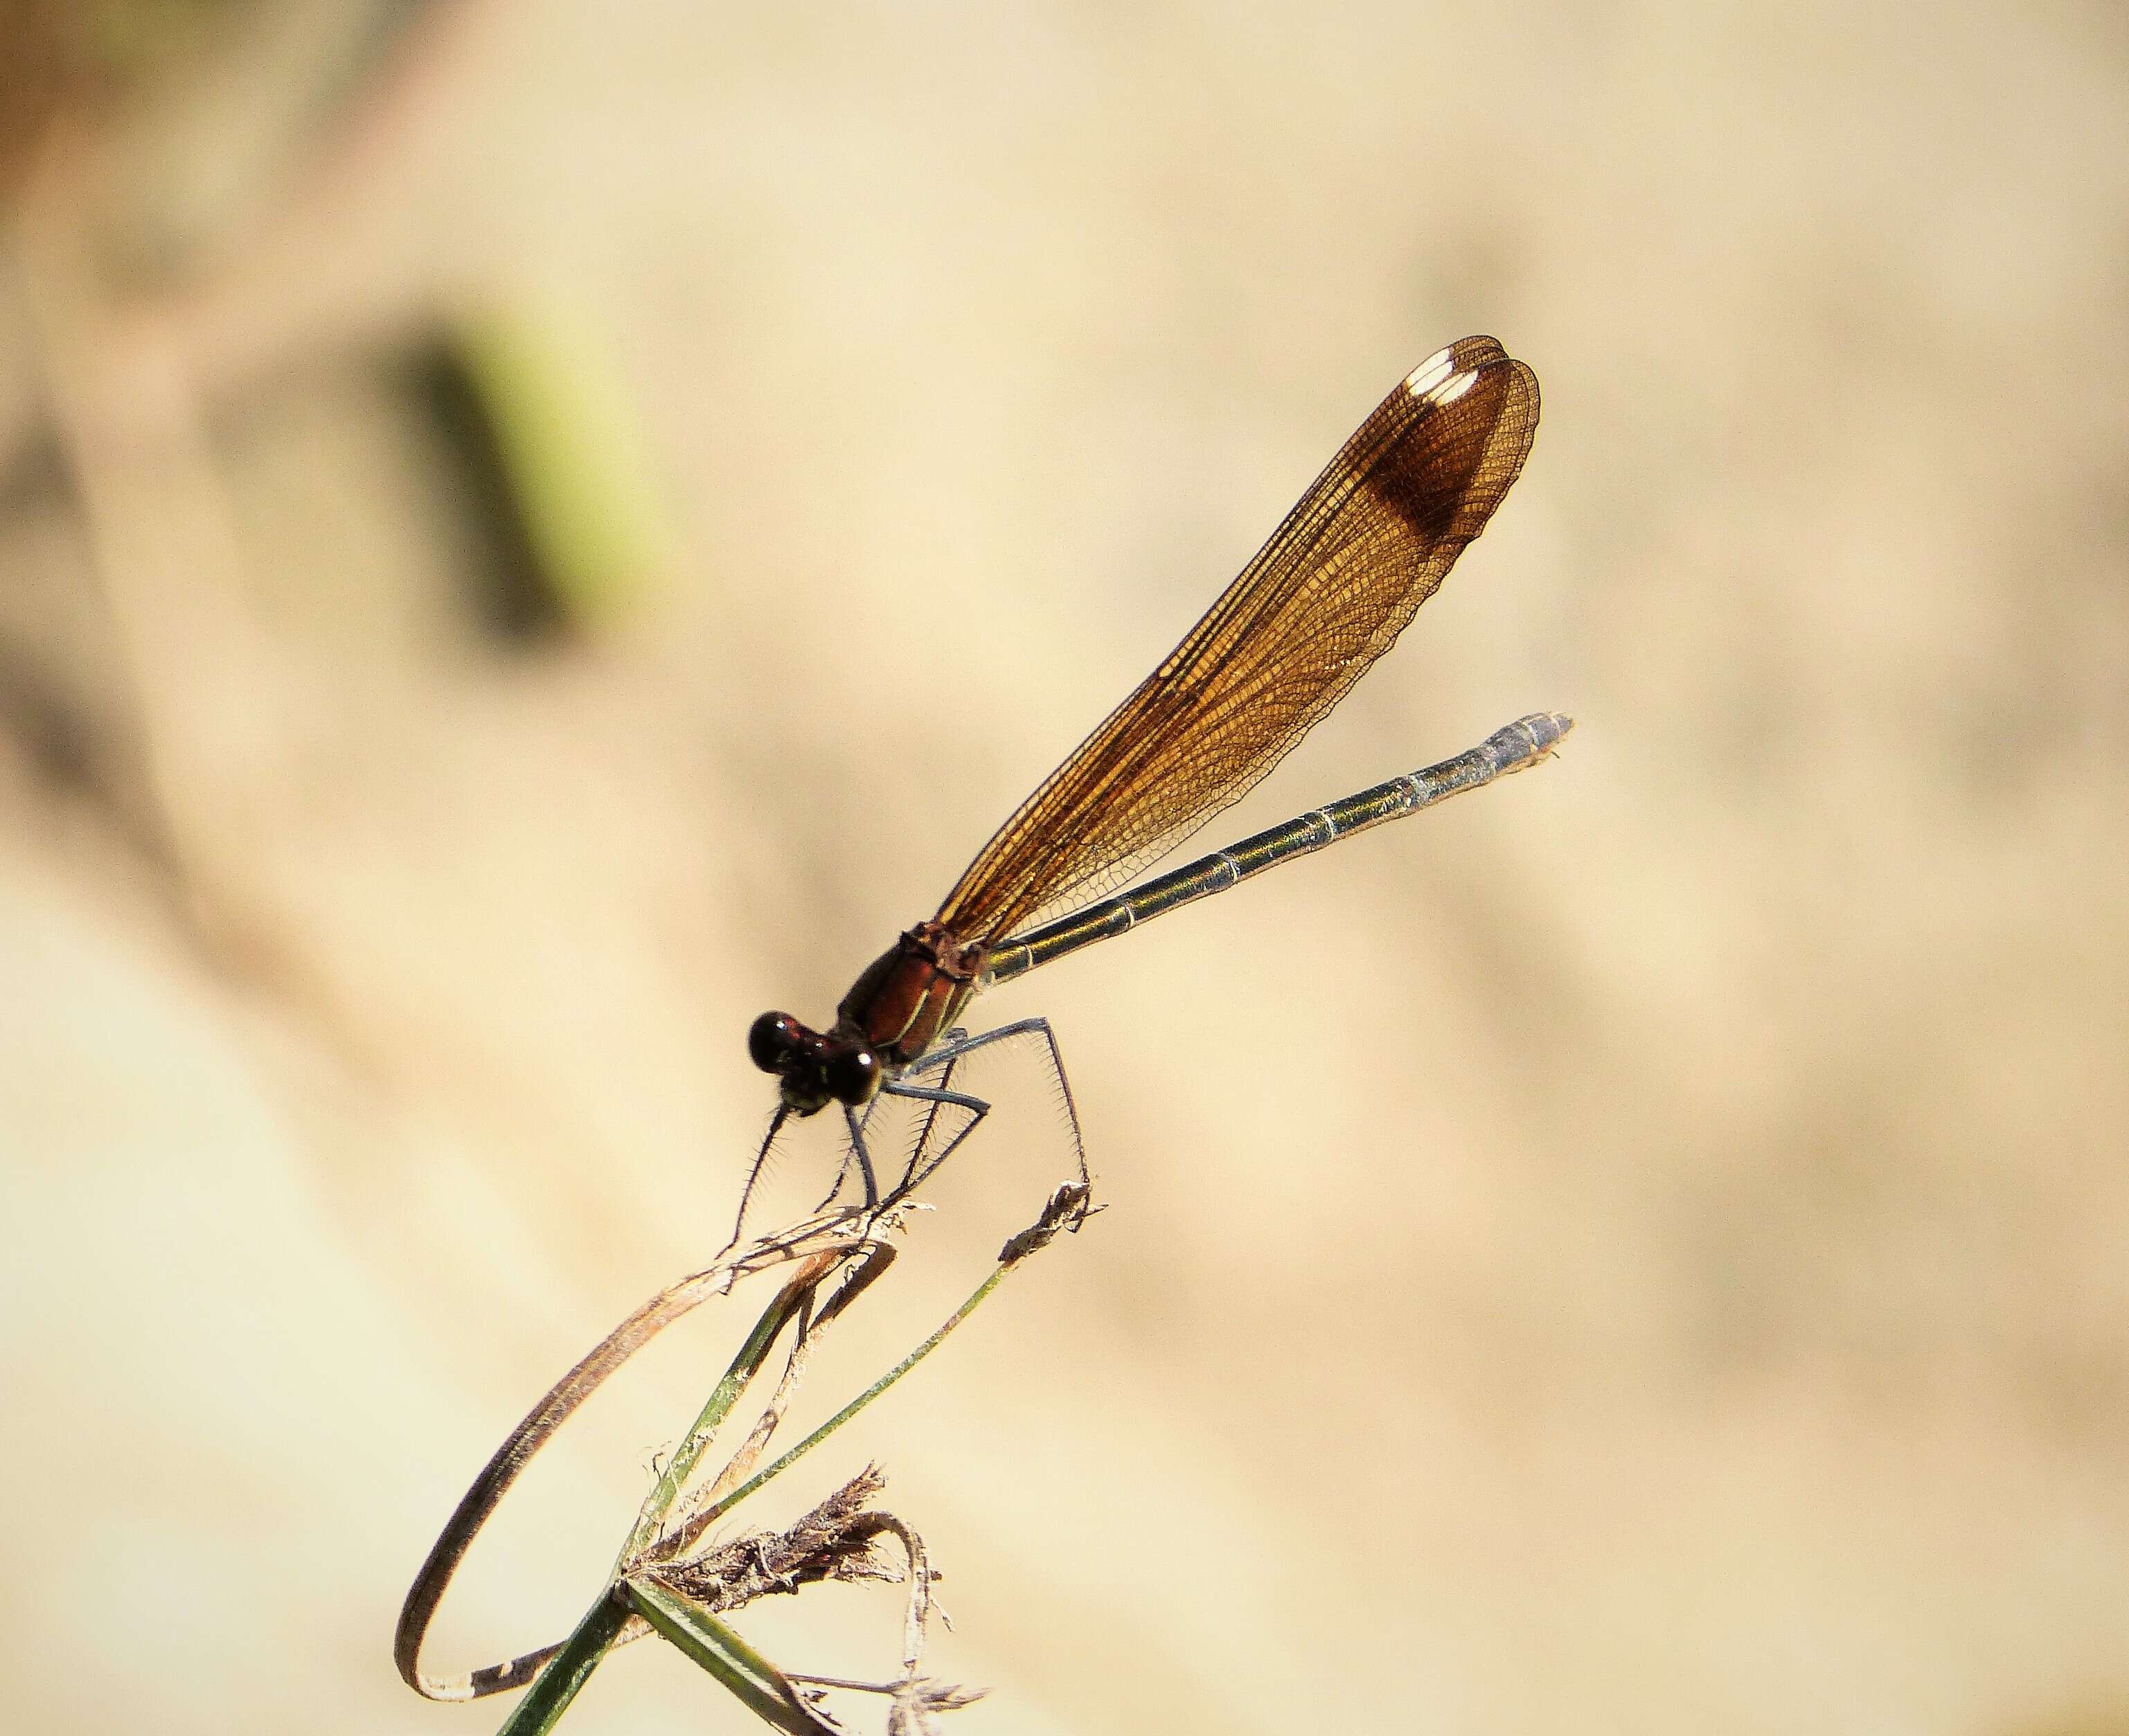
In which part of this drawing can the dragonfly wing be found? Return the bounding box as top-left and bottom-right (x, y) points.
(937, 336), (1540, 941)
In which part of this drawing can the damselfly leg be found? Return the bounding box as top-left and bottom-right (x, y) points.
(897, 1016), (1089, 1194)
(723, 1015), (1088, 1254)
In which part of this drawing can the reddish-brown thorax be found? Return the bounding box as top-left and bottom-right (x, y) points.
(833, 919), (989, 1068)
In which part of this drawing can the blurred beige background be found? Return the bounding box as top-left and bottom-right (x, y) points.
(3, 1), (2126, 1732)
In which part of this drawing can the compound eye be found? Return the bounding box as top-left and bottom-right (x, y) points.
(748, 1012), (805, 1075)
(824, 1044), (883, 1107)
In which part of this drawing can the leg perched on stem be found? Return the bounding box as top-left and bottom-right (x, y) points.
(901, 1017), (1089, 1192)
(724, 1017), (1088, 1253)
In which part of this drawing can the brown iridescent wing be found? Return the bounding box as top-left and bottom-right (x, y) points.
(937, 336), (1540, 942)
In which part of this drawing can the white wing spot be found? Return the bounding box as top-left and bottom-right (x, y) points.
(1403, 345), (1456, 399)
(1429, 368), (1479, 406)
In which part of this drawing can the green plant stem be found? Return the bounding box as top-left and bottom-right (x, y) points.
(688, 1258), (1017, 1532)
(625, 1580), (836, 1735)
(491, 1594), (629, 1736)
(485, 1195), (1075, 1730)
(493, 1257), (839, 1734)
(623, 1256), (835, 1564)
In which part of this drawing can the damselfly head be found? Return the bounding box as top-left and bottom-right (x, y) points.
(748, 1010), (883, 1115)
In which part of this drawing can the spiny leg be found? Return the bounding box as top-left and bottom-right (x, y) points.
(891, 1030), (985, 1190)
(725, 1099), (882, 1255)
(720, 1103), (792, 1258)
(842, 1103), (882, 1212)
(903, 1016), (1089, 1187)
(753, 1019), (1083, 1233)
(810, 1088), (944, 1218)
(875, 1080), (992, 1197)
(902, 1044), (964, 1184)
(812, 1134), (863, 1216)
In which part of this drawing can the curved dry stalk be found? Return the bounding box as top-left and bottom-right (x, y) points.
(395, 1209), (873, 1701)
(398, 1130), (1095, 1732)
